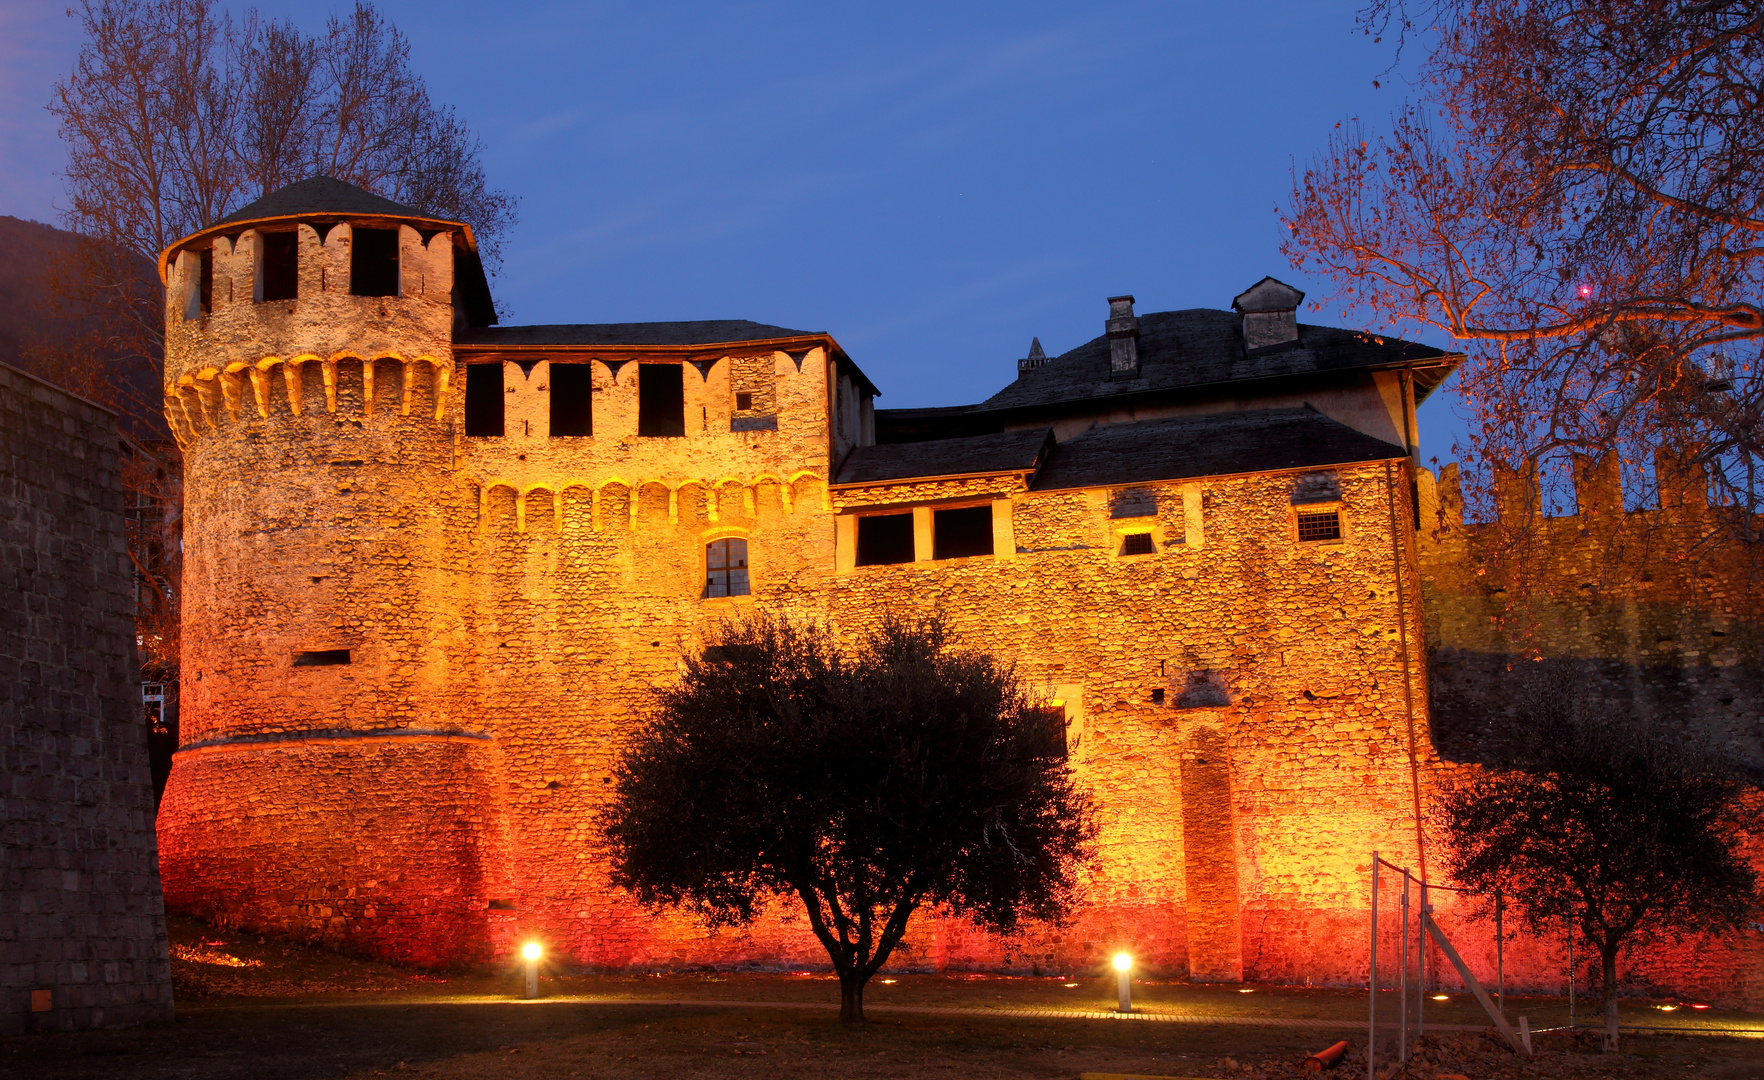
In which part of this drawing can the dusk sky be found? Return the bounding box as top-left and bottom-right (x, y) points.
(0, 0), (1467, 465)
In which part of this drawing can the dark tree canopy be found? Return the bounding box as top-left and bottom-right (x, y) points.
(601, 613), (1097, 1024)
(1439, 673), (1760, 1051)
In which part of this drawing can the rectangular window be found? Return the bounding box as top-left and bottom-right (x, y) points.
(292, 649), (351, 667)
(1119, 531), (1156, 556)
(350, 227), (399, 297)
(260, 231), (298, 301)
(735, 391), (753, 411)
(855, 513), (914, 566)
(549, 362), (593, 436)
(705, 537), (751, 597)
(1032, 703), (1068, 759)
(638, 364), (685, 437)
(197, 248), (213, 314)
(1296, 509), (1342, 542)
(464, 362), (505, 436)
(932, 505), (993, 560)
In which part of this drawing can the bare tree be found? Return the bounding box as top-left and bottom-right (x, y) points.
(601, 613), (1097, 1025)
(1285, 1), (1764, 586)
(40, 0), (518, 721)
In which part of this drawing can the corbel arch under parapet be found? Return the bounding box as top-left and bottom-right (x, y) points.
(785, 469), (831, 512)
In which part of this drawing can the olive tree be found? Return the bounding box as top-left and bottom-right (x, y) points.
(600, 612), (1097, 1025)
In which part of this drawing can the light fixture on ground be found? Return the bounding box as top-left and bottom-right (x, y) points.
(1114, 953), (1132, 1013)
(522, 942), (542, 999)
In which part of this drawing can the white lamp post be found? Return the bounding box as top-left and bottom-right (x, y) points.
(522, 941), (542, 999)
(1114, 953), (1132, 1013)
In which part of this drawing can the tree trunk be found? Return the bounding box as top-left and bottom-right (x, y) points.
(839, 971), (865, 1026)
(1601, 943), (1620, 1052)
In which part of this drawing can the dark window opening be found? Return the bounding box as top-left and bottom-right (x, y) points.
(197, 248), (213, 314)
(260, 231), (298, 301)
(638, 364), (685, 436)
(705, 538), (751, 597)
(856, 513), (914, 566)
(464, 363), (505, 436)
(1032, 703), (1068, 759)
(932, 505), (993, 560)
(350, 227), (399, 296)
(549, 362), (593, 436)
(1297, 510), (1342, 542)
(1120, 532), (1156, 556)
(735, 391), (753, 411)
(293, 649), (351, 667)
(1151, 687), (1166, 705)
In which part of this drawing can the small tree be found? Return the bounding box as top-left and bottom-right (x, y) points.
(601, 612), (1098, 1025)
(1439, 673), (1760, 1052)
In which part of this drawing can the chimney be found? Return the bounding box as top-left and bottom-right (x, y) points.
(1231, 276), (1305, 351)
(1017, 337), (1048, 373)
(1106, 295), (1139, 378)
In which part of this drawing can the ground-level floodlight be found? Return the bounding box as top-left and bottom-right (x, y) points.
(1113, 953), (1132, 1013)
(522, 942), (542, 999)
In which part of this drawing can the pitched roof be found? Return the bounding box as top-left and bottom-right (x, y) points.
(1029, 407), (1406, 491)
(979, 309), (1457, 414)
(216, 176), (448, 227)
(455, 320), (815, 348)
(833, 429), (1053, 486)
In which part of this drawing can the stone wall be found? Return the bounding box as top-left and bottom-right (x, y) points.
(0, 361), (173, 1033)
(1415, 464), (1764, 1008)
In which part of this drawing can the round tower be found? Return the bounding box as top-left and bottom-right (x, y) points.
(153, 177), (515, 964)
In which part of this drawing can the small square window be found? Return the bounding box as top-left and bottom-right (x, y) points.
(735, 391), (753, 411)
(1297, 510), (1342, 542)
(1151, 688), (1166, 705)
(1119, 532), (1156, 556)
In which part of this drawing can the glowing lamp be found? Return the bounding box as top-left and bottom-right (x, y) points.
(1113, 953), (1132, 1013)
(1432, 994), (1449, 1001)
(521, 941), (542, 999)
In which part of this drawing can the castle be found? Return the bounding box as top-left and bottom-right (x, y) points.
(153, 178), (1763, 1004)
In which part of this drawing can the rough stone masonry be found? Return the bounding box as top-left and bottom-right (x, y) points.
(0, 360), (174, 1033)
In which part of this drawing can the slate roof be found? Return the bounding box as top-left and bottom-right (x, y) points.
(1029, 408), (1407, 491)
(833, 430), (1052, 486)
(981, 309), (1457, 413)
(217, 177), (448, 227)
(456, 320), (815, 348)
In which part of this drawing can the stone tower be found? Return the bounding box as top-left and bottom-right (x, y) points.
(154, 178), (516, 962)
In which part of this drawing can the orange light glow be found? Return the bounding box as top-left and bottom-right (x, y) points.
(521, 942), (541, 961)
(1113, 953), (1132, 972)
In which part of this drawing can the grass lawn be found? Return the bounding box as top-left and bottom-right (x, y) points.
(4, 917), (1758, 1080)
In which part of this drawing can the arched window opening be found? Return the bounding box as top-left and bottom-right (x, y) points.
(705, 538), (750, 597)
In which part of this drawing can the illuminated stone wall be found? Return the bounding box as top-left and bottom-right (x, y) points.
(153, 215), (1760, 1008)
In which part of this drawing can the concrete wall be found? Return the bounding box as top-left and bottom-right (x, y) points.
(0, 361), (173, 1033)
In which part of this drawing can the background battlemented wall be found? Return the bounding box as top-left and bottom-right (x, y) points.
(1, 361), (174, 1033)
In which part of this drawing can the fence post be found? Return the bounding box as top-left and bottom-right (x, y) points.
(1370, 852), (1379, 1080)
(1400, 870), (1410, 1061)
(1567, 915), (1575, 1033)
(1418, 881), (1428, 1041)
(1496, 892), (1504, 1016)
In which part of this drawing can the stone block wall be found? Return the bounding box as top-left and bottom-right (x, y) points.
(0, 361), (173, 1033)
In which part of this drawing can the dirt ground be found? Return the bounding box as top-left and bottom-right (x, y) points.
(4, 918), (1759, 1080)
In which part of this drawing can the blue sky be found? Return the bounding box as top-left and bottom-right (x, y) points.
(0, 0), (1468, 465)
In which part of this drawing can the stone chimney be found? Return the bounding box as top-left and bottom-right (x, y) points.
(1017, 337), (1049, 373)
(1231, 277), (1305, 351)
(1106, 295), (1140, 378)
